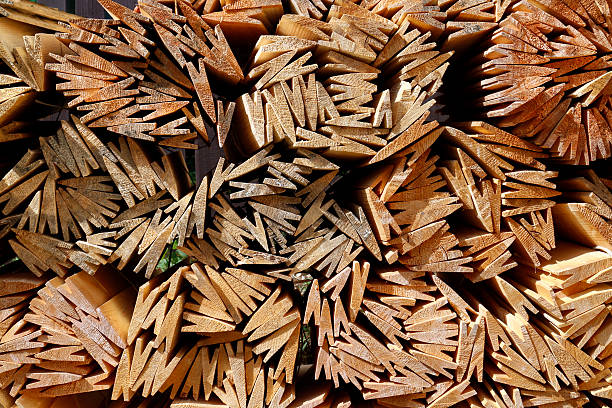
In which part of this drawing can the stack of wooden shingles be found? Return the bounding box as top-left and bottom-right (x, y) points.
(226, 1), (402, 159)
(3, 0), (612, 406)
(367, 0), (509, 53)
(47, 0), (246, 149)
(181, 146), (382, 271)
(0, 266), (135, 400)
(0, 0), (75, 143)
(374, 166), (612, 405)
(424, 239), (612, 406)
(112, 264), (301, 407)
(469, 0), (612, 165)
(303, 264), (481, 407)
(438, 121), (557, 281)
(218, 0), (492, 405)
(287, 0), (512, 54)
(0, 114), (200, 281)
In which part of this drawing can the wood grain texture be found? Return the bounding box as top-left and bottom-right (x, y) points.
(1, 0), (612, 407)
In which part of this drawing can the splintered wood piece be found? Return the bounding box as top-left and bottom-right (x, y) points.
(217, 100), (236, 148)
(348, 260), (369, 322)
(187, 59), (216, 123)
(553, 203), (612, 251)
(99, 0), (149, 34)
(0, 170), (48, 215)
(66, 42), (126, 77)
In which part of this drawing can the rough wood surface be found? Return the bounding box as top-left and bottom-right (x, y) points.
(0, 0), (612, 407)
(0, 1), (76, 142)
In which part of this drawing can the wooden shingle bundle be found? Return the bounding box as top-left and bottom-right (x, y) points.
(439, 122), (557, 276)
(469, 0), (612, 165)
(1, 115), (195, 279)
(113, 265), (298, 406)
(303, 265), (481, 406)
(426, 240), (612, 406)
(225, 5), (450, 162)
(0, 1), (75, 142)
(190, 154), (381, 271)
(0, 266), (135, 398)
(47, 0), (245, 148)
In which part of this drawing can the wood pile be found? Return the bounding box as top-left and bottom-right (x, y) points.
(0, 0), (612, 407)
(0, 267), (135, 398)
(0, 0), (75, 143)
(461, 0), (612, 165)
